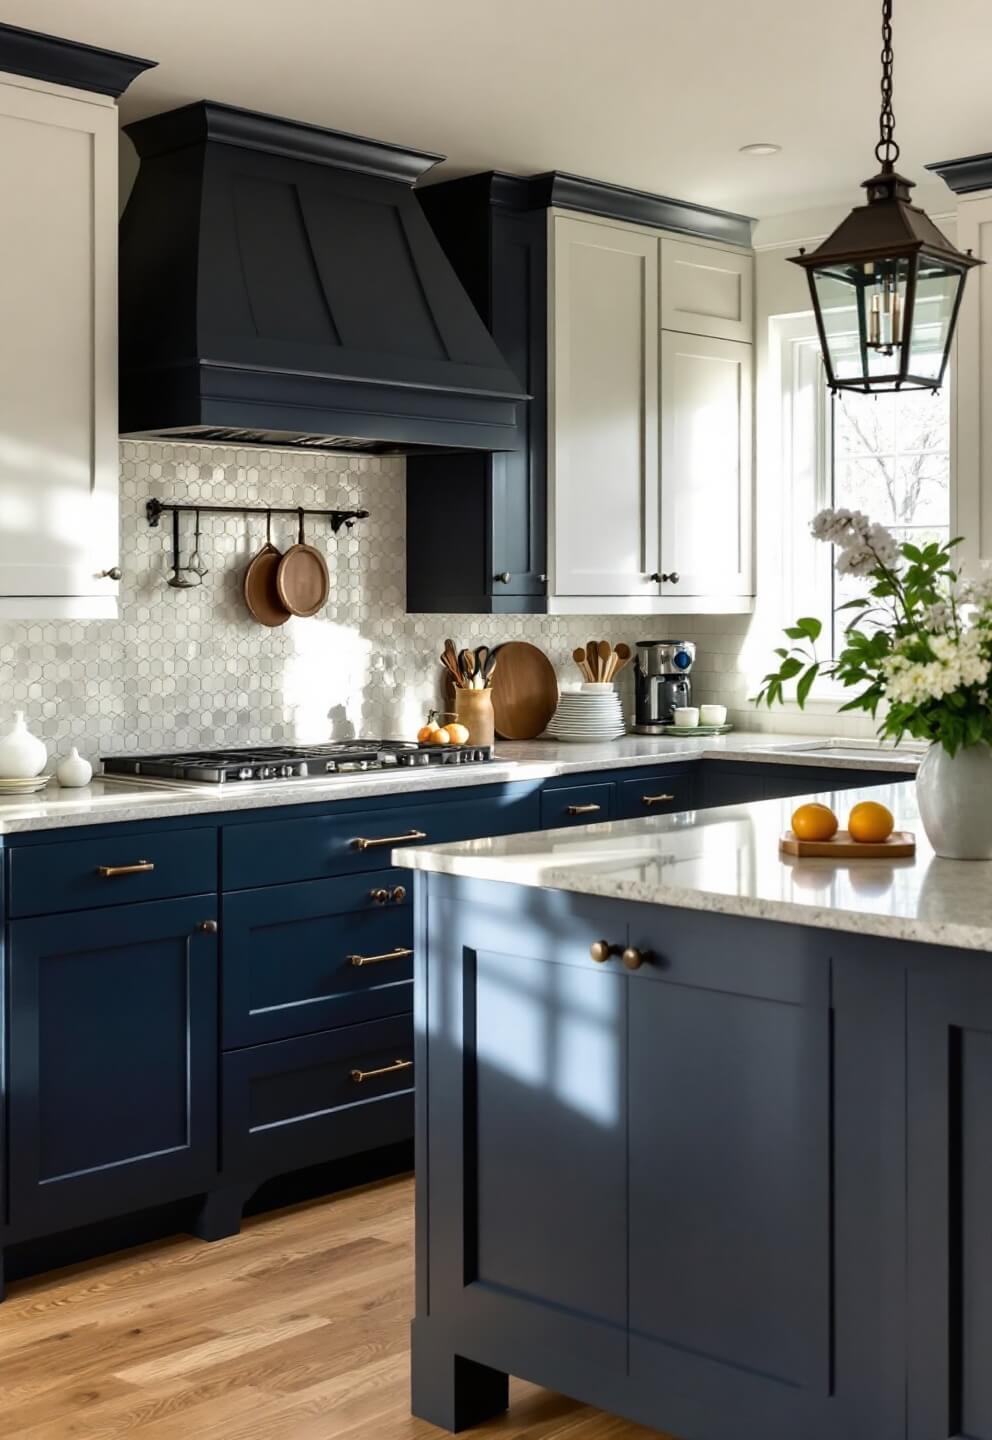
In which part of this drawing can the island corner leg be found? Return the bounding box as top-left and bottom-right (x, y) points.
(410, 1320), (509, 1432)
(190, 1182), (257, 1243)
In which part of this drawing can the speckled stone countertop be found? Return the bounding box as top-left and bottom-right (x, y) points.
(400, 780), (992, 953)
(0, 733), (921, 836)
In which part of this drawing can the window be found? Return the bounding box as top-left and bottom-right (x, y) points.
(774, 314), (951, 668)
(828, 386), (951, 652)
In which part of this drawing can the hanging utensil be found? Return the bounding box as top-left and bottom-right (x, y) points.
(166, 508), (197, 589)
(243, 511), (292, 626)
(187, 508), (209, 579)
(276, 508), (330, 618)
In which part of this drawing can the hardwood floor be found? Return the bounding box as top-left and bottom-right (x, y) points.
(0, 1173), (665, 1439)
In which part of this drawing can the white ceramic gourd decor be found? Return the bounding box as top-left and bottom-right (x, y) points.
(0, 711), (47, 777)
(56, 747), (93, 788)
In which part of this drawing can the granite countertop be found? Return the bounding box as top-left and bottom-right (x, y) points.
(0, 732), (921, 835)
(399, 780), (992, 953)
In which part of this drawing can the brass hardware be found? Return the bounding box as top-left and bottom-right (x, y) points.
(494, 571), (511, 583)
(641, 793), (675, 806)
(100, 566), (123, 581)
(96, 860), (155, 878)
(622, 945), (652, 971)
(348, 946), (414, 968)
(351, 1058), (413, 1084)
(567, 803), (602, 816)
(590, 940), (622, 963)
(197, 919), (218, 934)
(369, 888), (389, 904)
(390, 885), (407, 904)
(351, 829), (427, 851)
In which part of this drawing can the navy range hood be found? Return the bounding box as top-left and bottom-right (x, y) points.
(119, 102), (526, 453)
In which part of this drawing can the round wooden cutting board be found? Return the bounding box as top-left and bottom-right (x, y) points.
(490, 641), (559, 740)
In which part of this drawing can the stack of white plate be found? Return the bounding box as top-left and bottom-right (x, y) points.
(545, 686), (625, 742)
(0, 775), (51, 795)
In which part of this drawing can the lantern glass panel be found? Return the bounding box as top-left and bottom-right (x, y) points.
(811, 267), (864, 384)
(906, 256), (962, 382)
(812, 257), (912, 389)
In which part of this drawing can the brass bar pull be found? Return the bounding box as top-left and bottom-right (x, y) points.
(351, 1058), (413, 1084)
(641, 793), (675, 806)
(351, 829), (427, 852)
(347, 946), (414, 968)
(567, 803), (602, 816)
(97, 860), (155, 878)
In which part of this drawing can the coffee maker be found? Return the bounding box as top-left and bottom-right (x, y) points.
(633, 640), (696, 733)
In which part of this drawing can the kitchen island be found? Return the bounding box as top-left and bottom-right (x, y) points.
(403, 781), (992, 1440)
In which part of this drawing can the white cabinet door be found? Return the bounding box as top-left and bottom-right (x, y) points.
(0, 77), (120, 618)
(551, 214), (660, 598)
(661, 238), (753, 343)
(660, 331), (753, 598)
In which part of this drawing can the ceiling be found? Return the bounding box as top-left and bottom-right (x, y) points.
(4, 0), (990, 218)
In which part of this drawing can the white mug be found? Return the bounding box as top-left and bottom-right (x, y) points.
(699, 704), (727, 726)
(672, 707), (700, 728)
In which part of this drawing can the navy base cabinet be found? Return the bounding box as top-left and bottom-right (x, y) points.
(412, 875), (953, 1440)
(8, 895), (218, 1237)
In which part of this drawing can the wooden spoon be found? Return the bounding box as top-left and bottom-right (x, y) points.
(586, 641), (598, 680)
(572, 646), (593, 681)
(611, 642), (633, 680)
(597, 640), (611, 682)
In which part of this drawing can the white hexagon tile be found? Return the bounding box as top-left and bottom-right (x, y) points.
(0, 442), (756, 761)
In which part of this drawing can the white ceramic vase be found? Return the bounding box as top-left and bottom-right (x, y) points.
(0, 711), (47, 778)
(916, 741), (992, 860)
(56, 747), (93, 788)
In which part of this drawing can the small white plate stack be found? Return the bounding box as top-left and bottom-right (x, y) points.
(544, 684), (625, 742)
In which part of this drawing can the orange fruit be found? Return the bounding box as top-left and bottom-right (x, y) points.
(430, 727), (451, 744)
(847, 800), (894, 844)
(791, 802), (839, 842)
(417, 722), (439, 743)
(444, 723), (470, 745)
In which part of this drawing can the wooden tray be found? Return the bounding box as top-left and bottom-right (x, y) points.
(490, 642), (558, 740)
(780, 829), (916, 859)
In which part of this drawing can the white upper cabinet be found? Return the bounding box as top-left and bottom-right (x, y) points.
(550, 214), (660, 599)
(0, 75), (120, 618)
(549, 211), (754, 613)
(660, 331), (752, 598)
(661, 237), (753, 343)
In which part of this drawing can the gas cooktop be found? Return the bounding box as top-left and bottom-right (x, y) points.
(102, 740), (494, 785)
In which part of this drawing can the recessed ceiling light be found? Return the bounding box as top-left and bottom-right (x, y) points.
(739, 142), (782, 156)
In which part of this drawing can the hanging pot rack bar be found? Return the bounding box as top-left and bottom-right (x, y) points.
(145, 498), (369, 532)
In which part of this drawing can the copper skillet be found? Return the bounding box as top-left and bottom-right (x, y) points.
(276, 508), (330, 617)
(242, 511), (292, 627)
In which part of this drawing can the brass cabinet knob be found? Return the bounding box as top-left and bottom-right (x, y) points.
(390, 885), (407, 904)
(590, 940), (621, 963)
(100, 566), (122, 581)
(369, 888), (389, 904)
(197, 919), (218, 934)
(622, 945), (652, 970)
(494, 571), (511, 584)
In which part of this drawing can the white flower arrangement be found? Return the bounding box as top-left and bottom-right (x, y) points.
(759, 510), (992, 754)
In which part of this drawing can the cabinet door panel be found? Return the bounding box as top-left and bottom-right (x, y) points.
(908, 961), (992, 1440)
(0, 81), (118, 615)
(660, 331), (752, 597)
(552, 214), (660, 597)
(661, 237), (753, 341)
(423, 886), (629, 1373)
(9, 896), (218, 1234)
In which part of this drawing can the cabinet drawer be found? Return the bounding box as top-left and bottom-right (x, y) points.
(222, 787), (540, 889)
(616, 772), (694, 820)
(9, 826), (217, 918)
(222, 1015), (414, 1178)
(541, 782), (614, 829)
(223, 870), (413, 1047)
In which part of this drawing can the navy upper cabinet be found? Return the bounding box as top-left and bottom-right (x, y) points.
(407, 174), (548, 613)
(8, 895), (218, 1236)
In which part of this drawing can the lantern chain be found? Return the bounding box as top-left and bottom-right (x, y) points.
(875, 0), (899, 167)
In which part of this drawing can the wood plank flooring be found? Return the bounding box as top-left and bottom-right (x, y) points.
(0, 1174), (666, 1439)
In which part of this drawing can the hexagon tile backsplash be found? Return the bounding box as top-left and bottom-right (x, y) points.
(0, 442), (756, 763)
